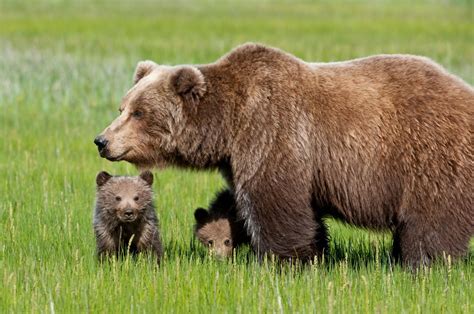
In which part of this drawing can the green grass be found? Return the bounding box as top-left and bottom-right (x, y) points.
(0, 0), (473, 312)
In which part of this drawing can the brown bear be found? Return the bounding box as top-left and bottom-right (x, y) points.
(93, 171), (162, 263)
(95, 43), (473, 268)
(194, 189), (250, 258)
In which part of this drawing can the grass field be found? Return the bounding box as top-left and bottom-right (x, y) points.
(0, 0), (473, 312)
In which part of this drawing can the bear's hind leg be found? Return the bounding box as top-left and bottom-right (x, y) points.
(392, 215), (471, 269)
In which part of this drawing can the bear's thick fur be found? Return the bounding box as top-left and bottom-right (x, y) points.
(95, 43), (473, 267)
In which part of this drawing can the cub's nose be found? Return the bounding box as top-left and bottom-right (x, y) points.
(124, 209), (133, 217)
(94, 136), (108, 151)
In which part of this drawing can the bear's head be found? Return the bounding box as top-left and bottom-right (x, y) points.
(94, 61), (206, 169)
(194, 207), (235, 258)
(95, 170), (154, 223)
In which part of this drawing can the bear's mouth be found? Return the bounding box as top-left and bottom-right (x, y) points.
(103, 148), (131, 162)
(120, 216), (137, 223)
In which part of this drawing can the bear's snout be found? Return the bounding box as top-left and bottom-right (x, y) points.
(94, 135), (108, 152)
(119, 208), (138, 222)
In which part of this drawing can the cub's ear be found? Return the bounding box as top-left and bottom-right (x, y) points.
(139, 170), (154, 186)
(134, 60), (157, 84)
(96, 171), (112, 187)
(194, 207), (210, 224)
(171, 66), (206, 104)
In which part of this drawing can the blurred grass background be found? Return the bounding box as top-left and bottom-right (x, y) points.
(0, 0), (472, 312)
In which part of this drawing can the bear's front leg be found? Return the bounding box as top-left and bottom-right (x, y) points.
(94, 229), (118, 260)
(235, 184), (328, 262)
(137, 223), (163, 263)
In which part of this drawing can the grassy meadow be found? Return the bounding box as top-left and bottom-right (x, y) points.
(0, 0), (473, 312)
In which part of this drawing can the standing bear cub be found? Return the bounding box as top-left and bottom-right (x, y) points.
(93, 171), (163, 263)
(95, 43), (473, 268)
(194, 189), (250, 258)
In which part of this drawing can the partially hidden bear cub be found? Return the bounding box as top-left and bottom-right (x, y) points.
(93, 171), (163, 263)
(194, 189), (250, 258)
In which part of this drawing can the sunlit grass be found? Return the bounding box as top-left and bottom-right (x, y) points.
(0, 0), (473, 312)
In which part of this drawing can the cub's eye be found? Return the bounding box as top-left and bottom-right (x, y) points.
(207, 240), (214, 246)
(134, 196), (139, 201)
(115, 196), (122, 201)
(224, 239), (231, 246)
(132, 110), (143, 118)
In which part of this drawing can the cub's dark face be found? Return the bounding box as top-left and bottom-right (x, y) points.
(94, 61), (206, 169)
(96, 171), (154, 223)
(194, 208), (234, 258)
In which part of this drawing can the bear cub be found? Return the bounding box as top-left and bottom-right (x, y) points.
(93, 171), (162, 263)
(194, 189), (250, 258)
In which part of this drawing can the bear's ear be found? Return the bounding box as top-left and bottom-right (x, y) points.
(139, 170), (154, 186)
(194, 207), (210, 224)
(96, 171), (112, 187)
(133, 60), (157, 84)
(171, 66), (206, 105)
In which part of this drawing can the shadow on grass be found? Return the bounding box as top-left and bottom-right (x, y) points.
(94, 236), (473, 274)
(163, 236), (397, 271)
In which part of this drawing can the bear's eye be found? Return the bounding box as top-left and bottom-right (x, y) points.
(224, 239), (231, 246)
(207, 240), (214, 246)
(132, 110), (143, 118)
(134, 196), (139, 201)
(115, 196), (122, 201)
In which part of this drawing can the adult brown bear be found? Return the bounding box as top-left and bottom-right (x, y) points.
(95, 43), (473, 267)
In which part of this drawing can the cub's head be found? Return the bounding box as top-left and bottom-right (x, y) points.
(95, 171), (154, 223)
(193, 207), (235, 258)
(94, 61), (206, 169)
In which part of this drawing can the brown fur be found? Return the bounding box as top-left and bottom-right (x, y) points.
(194, 189), (250, 258)
(96, 43), (473, 267)
(93, 171), (162, 263)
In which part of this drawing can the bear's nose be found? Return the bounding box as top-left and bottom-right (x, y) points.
(94, 136), (108, 151)
(124, 209), (133, 217)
